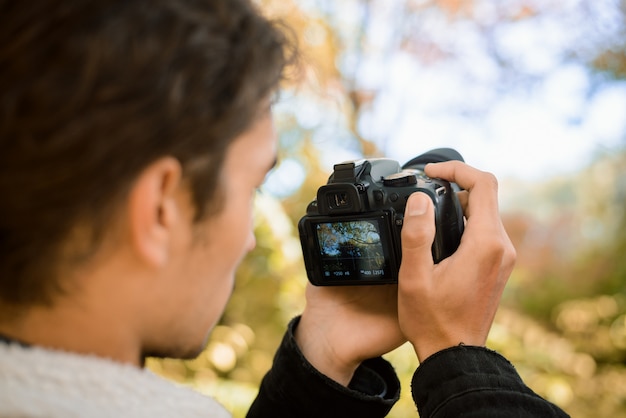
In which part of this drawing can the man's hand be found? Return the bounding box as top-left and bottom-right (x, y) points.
(398, 161), (516, 361)
(295, 160), (515, 384)
(295, 284), (404, 386)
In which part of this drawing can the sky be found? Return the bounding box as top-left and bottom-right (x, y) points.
(368, 58), (626, 182)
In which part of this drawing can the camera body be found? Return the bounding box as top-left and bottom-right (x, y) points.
(298, 148), (465, 286)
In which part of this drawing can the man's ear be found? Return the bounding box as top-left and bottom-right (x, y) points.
(127, 157), (183, 268)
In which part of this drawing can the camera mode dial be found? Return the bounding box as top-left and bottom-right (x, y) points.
(382, 170), (417, 186)
(382, 169), (431, 187)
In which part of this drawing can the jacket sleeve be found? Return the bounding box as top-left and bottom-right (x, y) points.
(411, 345), (571, 418)
(246, 317), (400, 418)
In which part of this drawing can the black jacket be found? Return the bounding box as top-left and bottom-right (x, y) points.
(247, 317), (569, 417)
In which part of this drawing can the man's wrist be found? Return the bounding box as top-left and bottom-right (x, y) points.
(293, 314), (360, 386)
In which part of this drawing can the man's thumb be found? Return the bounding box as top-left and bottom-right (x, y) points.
(401, 192), (436, 260)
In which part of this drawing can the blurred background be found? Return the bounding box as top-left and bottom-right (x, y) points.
(147, 0), (626, 416)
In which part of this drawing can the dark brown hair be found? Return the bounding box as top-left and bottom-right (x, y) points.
(0, 0), (294, 310)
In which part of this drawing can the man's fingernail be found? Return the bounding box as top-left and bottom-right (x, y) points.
(407, 193), (429, 216)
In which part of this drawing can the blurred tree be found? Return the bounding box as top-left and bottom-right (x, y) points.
(503, 148), (626, 315)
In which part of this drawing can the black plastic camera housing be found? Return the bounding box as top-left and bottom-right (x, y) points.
(298, 148), (465, 286)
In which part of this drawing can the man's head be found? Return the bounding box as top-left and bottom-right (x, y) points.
(0, 0), (292, 360)
(1, 0), (289, 307)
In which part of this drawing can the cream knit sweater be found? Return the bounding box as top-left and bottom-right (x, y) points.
(0, 342), (231, 418)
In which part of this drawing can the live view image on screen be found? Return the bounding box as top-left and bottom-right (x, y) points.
(315, 220), (388, 280)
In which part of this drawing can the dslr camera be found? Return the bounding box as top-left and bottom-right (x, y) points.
(298, 148), (465, 286)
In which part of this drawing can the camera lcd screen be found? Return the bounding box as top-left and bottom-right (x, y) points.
(313, 218), (393, 282)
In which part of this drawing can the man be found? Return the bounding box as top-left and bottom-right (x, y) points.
(0, 0), (568, 417)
